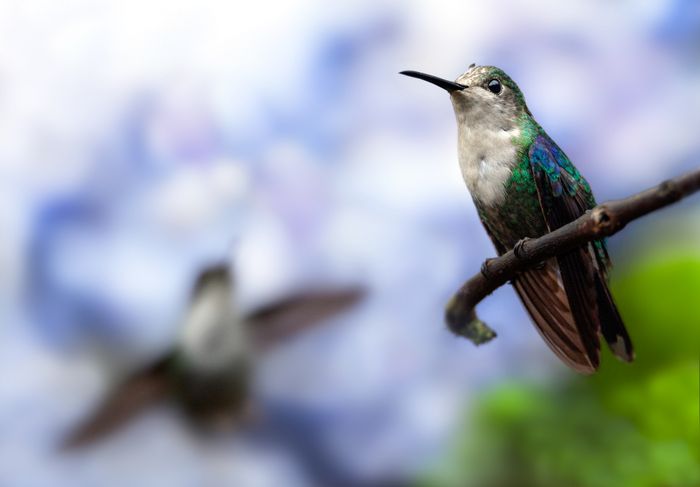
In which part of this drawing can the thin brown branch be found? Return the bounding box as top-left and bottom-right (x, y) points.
(446, 167), (700, 345)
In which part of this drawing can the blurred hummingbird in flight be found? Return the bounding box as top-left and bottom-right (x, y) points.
(63, 263), (364, 447)
(401, 65), (634, 373)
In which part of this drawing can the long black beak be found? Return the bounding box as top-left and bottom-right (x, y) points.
(400, 70), (466, 92)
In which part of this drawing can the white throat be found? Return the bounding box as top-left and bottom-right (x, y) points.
(456, 123), (520, 208)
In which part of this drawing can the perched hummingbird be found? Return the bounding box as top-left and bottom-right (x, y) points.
(401, 65), (634, 373)
(63, 263), (364, 447)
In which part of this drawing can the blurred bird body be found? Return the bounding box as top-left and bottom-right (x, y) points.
(402, 65), (634, 373)
(171, 266), (252, 421)
(63, 264), (364, 447)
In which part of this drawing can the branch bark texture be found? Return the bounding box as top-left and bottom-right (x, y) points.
(446, 167), (700, 345)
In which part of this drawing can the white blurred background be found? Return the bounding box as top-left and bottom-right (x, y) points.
(0, 1), (698, 485)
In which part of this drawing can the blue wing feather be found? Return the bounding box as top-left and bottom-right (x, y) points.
(528, 134), (613, 269)
(527, 134), (633, 363)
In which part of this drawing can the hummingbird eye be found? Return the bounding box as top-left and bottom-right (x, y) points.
(487, 79), (502, 94)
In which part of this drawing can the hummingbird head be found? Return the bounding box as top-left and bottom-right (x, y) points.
(192, 263), (233, 295)
(401, 65), (530, 131)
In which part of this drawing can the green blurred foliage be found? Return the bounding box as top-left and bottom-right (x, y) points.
(423, 228), (700, 487)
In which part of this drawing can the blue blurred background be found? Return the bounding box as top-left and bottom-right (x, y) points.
(0, 1), (698, 486)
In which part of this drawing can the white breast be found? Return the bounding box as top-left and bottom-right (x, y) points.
(457, 126), (520, 208)
(180, 286), (249, 370)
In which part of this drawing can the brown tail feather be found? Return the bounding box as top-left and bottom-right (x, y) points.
(556, 248), (602, 366)
(594, 272), (634, 361)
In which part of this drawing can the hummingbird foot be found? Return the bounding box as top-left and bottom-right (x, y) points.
(480, 258), (496, 280)
(513, 237), (533, 260)
(509, 238), (546, 284)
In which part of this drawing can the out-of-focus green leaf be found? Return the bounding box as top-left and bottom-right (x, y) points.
(610, 255), (700, 371)
(591, 254), (700, 456)
(423, 383), (700, 487)
(602, 362), (698, 455)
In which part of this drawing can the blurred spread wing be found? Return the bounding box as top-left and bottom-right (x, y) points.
(246, 287), (365, 350)
(61, 356), (172, 449)
(526, 134), (632, 368)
